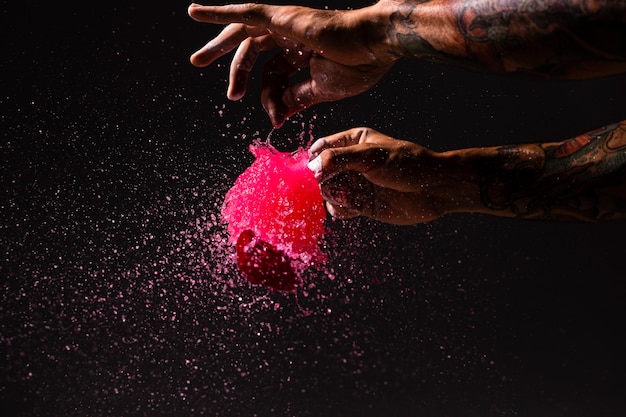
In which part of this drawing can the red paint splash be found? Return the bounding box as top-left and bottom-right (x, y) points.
(222, 142), (326, 291)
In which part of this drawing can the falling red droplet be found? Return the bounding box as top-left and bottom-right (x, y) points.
(236, 230), (298, 292)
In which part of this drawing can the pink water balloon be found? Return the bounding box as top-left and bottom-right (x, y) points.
(222, 142), (326, 291)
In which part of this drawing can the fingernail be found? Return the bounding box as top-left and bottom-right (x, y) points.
(188, 4), (201, 17)
(326, 202), (338, 217)
(308, 138), (325, 157)
(307, 156), (322, 178)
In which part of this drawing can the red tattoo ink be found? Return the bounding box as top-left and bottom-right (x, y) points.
(553, 134), (592, 158)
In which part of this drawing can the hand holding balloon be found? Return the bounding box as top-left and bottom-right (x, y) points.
(307, 128), (460, 225)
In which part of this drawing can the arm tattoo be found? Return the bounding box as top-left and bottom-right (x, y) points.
(389, 0), (476, 67)
(478, 121), (626, 221)
(389, 0), (626, 77)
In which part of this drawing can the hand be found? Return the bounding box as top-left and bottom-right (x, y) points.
(188, 2), (398, 127)
(307, 128), (469, 225)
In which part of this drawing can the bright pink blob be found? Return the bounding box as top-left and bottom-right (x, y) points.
(221, 142), (326, 291)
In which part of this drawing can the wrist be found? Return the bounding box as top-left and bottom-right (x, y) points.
(437, 145), (549, 218)
(431, 149), (485, 216)
(367, 0), (448, 60)
(357, 0), (410, 60)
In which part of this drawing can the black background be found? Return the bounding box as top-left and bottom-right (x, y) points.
(1, 1), (625, 416)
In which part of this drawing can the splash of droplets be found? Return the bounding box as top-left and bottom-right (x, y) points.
(1, 106), (511, 416)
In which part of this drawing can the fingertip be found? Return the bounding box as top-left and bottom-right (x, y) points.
(188, 3), (203, 19)
(307, 156), (322, 179)
(228, 69), (251, 101)
(261, 82), (287, 128)
(227, 82), (246, 101)
(189, 49), (211, 67)
(227, 91), (243, 101)
(189, 54), (201, 67)
(308, 137), (327, 158)
(263, 101), (286, 129)
(326, 202), (339, 217)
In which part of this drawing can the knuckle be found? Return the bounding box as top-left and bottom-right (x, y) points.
(363, 144), (389, 164)
(320, 148), (339, 168)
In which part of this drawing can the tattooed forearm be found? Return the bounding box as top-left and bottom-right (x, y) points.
(478, 121), (626, 221)
(386, 0), (626, 78)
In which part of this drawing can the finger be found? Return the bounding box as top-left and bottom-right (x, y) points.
(261, 53), (300, 128)
(189, 4), (320, 48)
(190, 23), (251, 67)
(280, 64), (332, 123)
(309, 128), (365, 158)
(284, 56), (380, 129)
(308, 143), (388, 183)
(228, 34), (276, 101)
(188, 3), (274, 27)
(279, 79), (317, 121)
(259, 47), (316, 125)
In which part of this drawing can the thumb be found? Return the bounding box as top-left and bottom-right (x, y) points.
(281, 78), (323, 121)
(263, 77), (324, 128)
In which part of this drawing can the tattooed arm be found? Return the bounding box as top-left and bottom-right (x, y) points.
(383, 0), (626, 78)
(307, 121), (626, 223)
(189, 0), (626, 125)
(457, 121), (626, 221)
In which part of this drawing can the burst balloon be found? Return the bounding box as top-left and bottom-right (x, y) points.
(221, 142), (326, 291)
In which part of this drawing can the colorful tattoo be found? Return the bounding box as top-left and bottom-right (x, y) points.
(479, 121), (626, 221)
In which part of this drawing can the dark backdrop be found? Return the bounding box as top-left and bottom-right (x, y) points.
(2, 1), (625, 417)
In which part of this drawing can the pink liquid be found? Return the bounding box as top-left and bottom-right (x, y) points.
(221, 142), (326, 291)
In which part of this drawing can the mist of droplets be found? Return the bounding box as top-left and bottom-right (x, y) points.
(1, 104), (513, 417)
